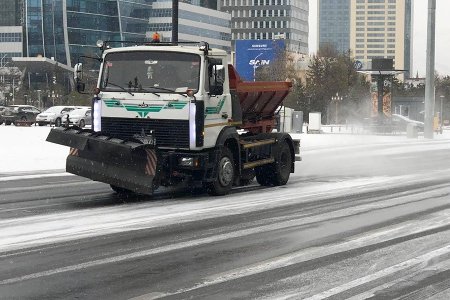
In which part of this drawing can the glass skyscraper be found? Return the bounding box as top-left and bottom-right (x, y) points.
(20, 0), (230, 68)
(317, 0), (350, 53)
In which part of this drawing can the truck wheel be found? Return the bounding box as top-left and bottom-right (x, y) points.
(55, 118), (62, 127)
(207, 147), (235, 196)
(255, 141), (291, 186)
(255, 166), (272, 186)
(110, 184), (135, 196)
(272, 141), (292, 185)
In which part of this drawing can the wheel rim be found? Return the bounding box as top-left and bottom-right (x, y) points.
(218, 156), (233, 187)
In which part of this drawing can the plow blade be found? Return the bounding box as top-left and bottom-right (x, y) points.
(47, 127), (157, 195)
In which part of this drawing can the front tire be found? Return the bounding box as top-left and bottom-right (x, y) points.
(79, 119), (85, 128)
(55, 118), (62, 127)
(207, 147), (235, 196)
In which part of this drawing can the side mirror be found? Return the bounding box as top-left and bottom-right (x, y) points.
(74, 63), (83, 80)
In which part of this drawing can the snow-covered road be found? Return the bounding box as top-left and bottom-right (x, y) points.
(1, 125), (450, 299)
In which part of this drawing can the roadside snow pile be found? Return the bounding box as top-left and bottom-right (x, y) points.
(0, 126), (68, 173)
(0, 125), (449, 174)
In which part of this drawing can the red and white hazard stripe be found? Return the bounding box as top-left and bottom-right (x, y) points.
(144, 148), (157, 176)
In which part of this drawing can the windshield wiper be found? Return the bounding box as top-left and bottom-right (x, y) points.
(146, 86), (187, 97)
(137, 86), (160, 97)
(104, 82), (134, 96)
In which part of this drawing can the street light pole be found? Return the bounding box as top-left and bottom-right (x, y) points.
(37, 89), (41, 110)
(424, 0), (436, 139)
(440, 95), (444, 131)
(331, 93), (343, 124)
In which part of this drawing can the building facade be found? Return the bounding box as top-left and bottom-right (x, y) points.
(0, 0), (24, 66)
(0, 0), (231, 69)
(317, 0), (413, 78)
(317, 0), (350, 53)
(219, 0), (309, 54)
(148, 1), (231, 51)
(0, 27), (23, 67)
(350, 0), (413, 77)
(0, 0), (23, 26)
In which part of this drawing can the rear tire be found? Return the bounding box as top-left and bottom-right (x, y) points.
(207, 147), (235, 196)
(255, 141), (292, 186)
(5, 121), (11, 125)
(79, 119), (85, 128)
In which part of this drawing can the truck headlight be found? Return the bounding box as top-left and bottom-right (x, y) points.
(178, 157), (199, 167)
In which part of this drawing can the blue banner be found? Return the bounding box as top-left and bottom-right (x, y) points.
(235, 39), (285, 81)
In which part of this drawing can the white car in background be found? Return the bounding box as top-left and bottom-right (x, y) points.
(36, 106), (80, 127)
(61, 107), (91, 128)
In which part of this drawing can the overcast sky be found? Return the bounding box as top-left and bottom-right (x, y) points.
(308, 0), (450, 77)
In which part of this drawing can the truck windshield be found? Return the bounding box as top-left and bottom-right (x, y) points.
(100, 51), (201, 93)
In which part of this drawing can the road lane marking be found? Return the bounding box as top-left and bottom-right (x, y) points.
(0, 180), (100, 193)
(344, 259), (450, 300)
(2, 207), (450, 291)
(0, 173), (74, 182)
(1, 176), (450, 253)
(302, 245), (450, 300)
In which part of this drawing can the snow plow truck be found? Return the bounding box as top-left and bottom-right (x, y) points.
(47, 40), (300, 196)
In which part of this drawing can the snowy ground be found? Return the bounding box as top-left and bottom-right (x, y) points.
(0, 124), (449, 174)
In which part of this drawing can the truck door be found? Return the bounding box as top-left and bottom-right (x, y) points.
(205, 58), (227, 120)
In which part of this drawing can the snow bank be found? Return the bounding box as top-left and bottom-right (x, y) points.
(0, 124), (449, 174)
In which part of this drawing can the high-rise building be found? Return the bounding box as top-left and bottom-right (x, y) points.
(317, 0), (350, 53)
(1, 0), (230, 68)
(0, 0), (24, 66)
(318, 0), (413, 78)
(0, 0), (22, 26)
(219, 0), (309, 54)
(148, 2), (231, 51)
(350, 0), (413, 77)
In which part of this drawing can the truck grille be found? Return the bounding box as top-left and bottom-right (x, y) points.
(101, 117), (190, 148)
